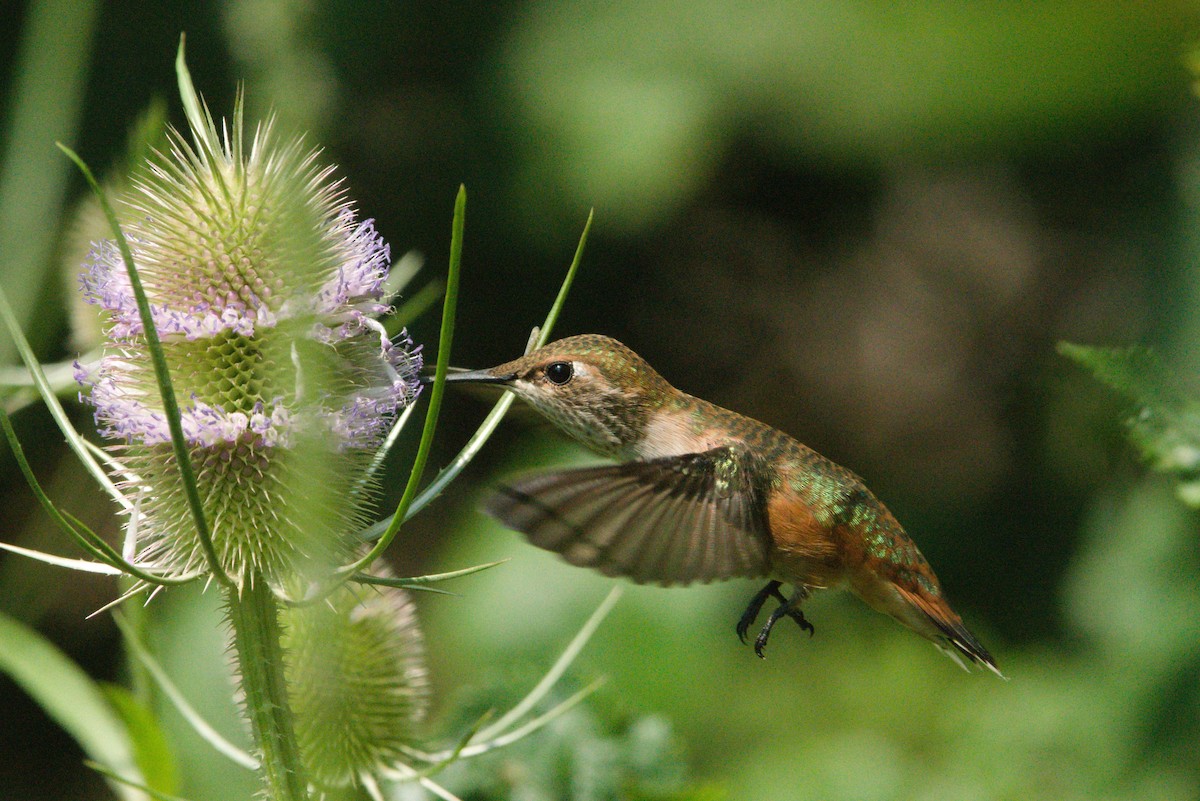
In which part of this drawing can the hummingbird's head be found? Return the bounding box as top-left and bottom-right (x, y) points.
(439, 334), (674, 457)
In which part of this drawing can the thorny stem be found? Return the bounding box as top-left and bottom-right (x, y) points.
(227, 578), (308, 801)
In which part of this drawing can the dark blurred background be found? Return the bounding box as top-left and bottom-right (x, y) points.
(2, 1), (1199, 799)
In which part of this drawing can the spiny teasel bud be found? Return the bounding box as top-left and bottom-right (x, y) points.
(75, 99), (421, 589)
(282, 578), (429, 790)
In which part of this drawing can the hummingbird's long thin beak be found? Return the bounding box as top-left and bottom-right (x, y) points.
(419, 368), (516, 386)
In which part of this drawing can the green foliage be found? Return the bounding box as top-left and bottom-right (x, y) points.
(102, 684), (181, 796)
(0, 611), (153, 801)
(434, 689), (715, 801)
(503, 2), (1195, 234)
(0, 0), (98, 363)
(1059, 343), (1200, 505)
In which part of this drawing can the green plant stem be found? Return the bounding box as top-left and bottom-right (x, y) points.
(227, 579), (308, 801)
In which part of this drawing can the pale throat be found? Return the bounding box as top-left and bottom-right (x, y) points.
(635, 408), (728, 460)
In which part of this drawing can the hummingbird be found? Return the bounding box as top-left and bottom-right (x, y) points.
(441, 334), (1002, 676)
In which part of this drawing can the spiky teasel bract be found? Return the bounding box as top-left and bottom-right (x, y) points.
(75, 93), (421, 590)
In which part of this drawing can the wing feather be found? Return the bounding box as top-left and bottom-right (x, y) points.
(484, 447), (773, 586)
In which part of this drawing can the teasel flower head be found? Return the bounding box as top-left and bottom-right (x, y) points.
(282, 577), (429, 790)
(75, 95), (422, 590)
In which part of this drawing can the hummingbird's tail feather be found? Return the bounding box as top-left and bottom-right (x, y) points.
(893, 585), (1005, 679)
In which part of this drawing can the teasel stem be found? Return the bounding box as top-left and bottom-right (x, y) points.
(227, 578), (309, 801)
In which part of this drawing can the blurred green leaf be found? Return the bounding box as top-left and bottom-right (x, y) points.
(0, 610), (144, 800)
(0, 0), (99, 363)
(103, 684), (181, 796)
(1059, 342), (1200, 505)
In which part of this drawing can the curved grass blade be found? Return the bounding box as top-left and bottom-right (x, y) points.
(354, 389), (517, 544)
(0, 289), (128, 510)
(354, 399), (418, 502)
(0, 411), (111, 567)
(85, 762), (193, 801)
(84, 438), (131, 478)
(174, 35), (208, 159)
(113, 613), (260, 771)
(388, 710), (494, 781)
(0, 541), (123, 574)
(381, 249), (424, 304)
(401, 587), (621, 765)
(102, 684), (180, 797)
(332, 185), (467, 583)
(353, 559), (507, 590)
(398, 391), (519, 525)
(0, 353), (94, 393)
(457, 677), (605, 758)
(61, 509), (198, 586)
(373, 210), (594, 533)
(471, 584), (619, 744)
(1, 408), (194, 585)
(408, 208), (593, 513)
(56, 144), (228, 588)
(0, 0), (98, 366)
(387, 278), (444, 334)
(533, 208), (591, 348)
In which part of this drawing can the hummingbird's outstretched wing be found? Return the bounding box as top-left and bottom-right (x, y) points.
(484, 446), (773, 586)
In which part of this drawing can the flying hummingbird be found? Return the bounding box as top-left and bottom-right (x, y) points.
(441, 334), (1001, 676)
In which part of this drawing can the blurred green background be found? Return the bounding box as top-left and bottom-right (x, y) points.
(2, 1), (1200, 799)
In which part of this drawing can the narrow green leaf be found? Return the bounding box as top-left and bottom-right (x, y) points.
(385, 393), (518, 533)
(0, 355), (88, 391)
(353, 559), (508, 589)
(113, 614), (259, 770)
(86, 761), (195, 801)
(472, 586), (621, 745)
(0, 610), (143, 801)
(0, 541), (122, 574)
(0, 288), (127, 508)
(57, 143), (227, 586)
(387, 278), (444, 334)
(0, 0), (98, 366)
(1, 407), (193, 585)
(335, 185), (466, 581)
(0, 412), (113, 567)
(175, 35), (210, 157)
(400, 710), (496, 779)
(102, 684), (181, 796)
(536, 208), (592, 348)
(385, 211), (593, 529)
(460, 677), (606, 757)
(354, 401), (419, 502)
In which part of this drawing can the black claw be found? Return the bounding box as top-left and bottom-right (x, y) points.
(737, 580), (783, 643)
(754, 599), (792, 658)
(742, 586), (813, 658)
(786, 607), (815, 637)
(754, 626), (771, 658)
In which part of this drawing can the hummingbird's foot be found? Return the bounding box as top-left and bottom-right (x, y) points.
(752, 588), (813, 659)
(737, 580), (786, 643)
(789, 608), (815, 637)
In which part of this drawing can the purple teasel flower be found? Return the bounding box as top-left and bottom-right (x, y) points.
(75, 114), (422, 589)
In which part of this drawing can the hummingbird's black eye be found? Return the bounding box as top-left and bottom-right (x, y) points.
(544, 361), (574, 385)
